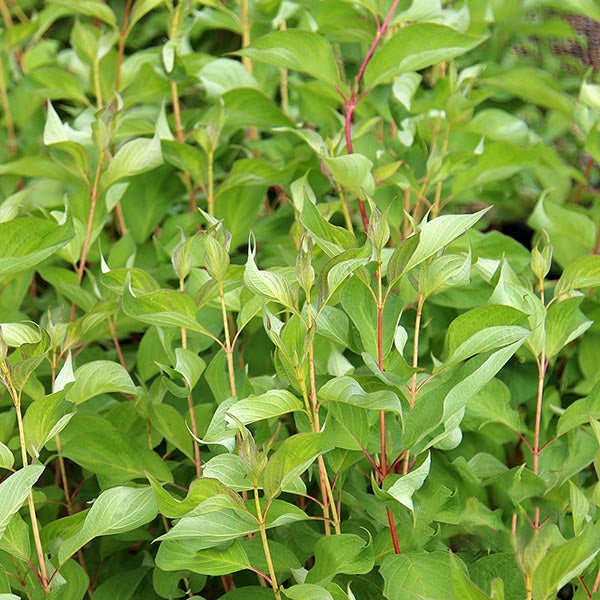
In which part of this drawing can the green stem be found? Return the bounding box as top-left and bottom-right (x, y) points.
(254, 483), (281, 600)
(218, 279), (237, 397)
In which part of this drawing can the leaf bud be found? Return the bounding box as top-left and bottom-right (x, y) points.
(295, 235), (315, 293)
(530, 231), (552, 282)
(368, 207), (390, 252)
(203, 234), (230, 282)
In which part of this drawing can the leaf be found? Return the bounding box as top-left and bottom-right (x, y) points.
(450, 552), (491, 599)
(557, 383), (600, 437)
(404, 210), (488, 273)
(284, 585), (334, 600)
(364, 23), (486, 87)
(66, 360), (136, 405)
(263, 433), (332, 499)
(244, 235), (296, 312)
(545, 297), (592, 357)
(92, 566), (150, 600)
(62, 429), (172, 487)
(156, 539), (251, 576)
(0, 442), (13, 470)
(156, 508), (259, 550)
(322, 155), (375, 197)
(127, 0), (165, 33)
(531, 526), (600, 600)
(0, 215), (75, 277)
(101, 132), (163, 189)
(48, 0), (117, 26)
(23, 391), (75, 456)
(306, 534), (374, 584)
(318, 376), (402, 416)
(58, 486), (158, 564)
(123, 284), (215, 336)
(481, 68), (574, 117)
(0, 465), (45, 540)
(317, 242), (372, 308)
(381, 551), (460, 600)
(383, 453), (431, 512)
(226, 390), (305, 427)
(555, 256), (600, 297)
(148, 475), (242, 518)
(237, 30), (341, 86)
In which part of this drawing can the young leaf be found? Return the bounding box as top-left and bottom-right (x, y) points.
(101, 132), (163, 189)
(554, 255), (600, 297)
(383, 453), (431, 512)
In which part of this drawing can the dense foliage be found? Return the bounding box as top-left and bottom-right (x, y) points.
(4, 0), (600, 598)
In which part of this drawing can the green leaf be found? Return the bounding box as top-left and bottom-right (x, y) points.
(101, 132), (163, 189)
(322, 155), (374, 197)
(226, 390), (305, 426)
(23, 391), (75, 456)
(284, 585), (334, 600)
(149, 403), (194, 461)
(0, 215), (75, 277)
(244, 235), (296, 312)
(384, 453), (430, 512)
(306, 534), (374, 584)
(156, 508), (259, 550)
(531, 526), (600, 600)
(481, 68), (574, 117)
(58, 486), (158, 564)
(48, 0), (117, 26)
(127, 0), (165, 33)
(92, 566), (150, 600)
(364, 23), (486, 87)
(0, 442), (13, 470)
(319, 376), (402, 416)
(555, 256), (600, 297)
(66, 360), (136, 405)
(450, 556), (491, 599)
(404, 210), (488, 273)
(545, 296), (592, 357)
(237, 30), (341, 86)
(557, 383), (600, 437)
(317, 242), (372, 308)
(156, 539), (251, 576)
(62, 429), (173, 487)
(263, 432), (332, 499)
(381, 551), (461, 600)
(0, 465), (45, 540)
(123, 284), (215, 336)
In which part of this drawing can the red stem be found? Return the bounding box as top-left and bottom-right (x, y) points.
(342, 0), (400, 233)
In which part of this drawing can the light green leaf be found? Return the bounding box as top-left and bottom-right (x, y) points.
(101, 132), (163, 189)
(23, 391), (75, 456)
(364, 23), (486, 87)
(58, 486), (158, 564)
(244, 235), (296, 312)
(284, 585), (334, 600)
(48, 0), (117, 26)
(156, 539), (251, 576)
(237, 30), (341, 86)
(226, 390), (305, 427)
(0, 442), (13, 470)
(0, 465), (44, 540)
(319, 376), (402, 416)
(569, 481), (591, 537)
(127, 0), (165, 33)
(263, 433), (331, 499)
(531, 526), (600, 600)
(317, 242), (372, 308)
(555, 256), (600, 297)
(322, 155), (374, 197)
(545, 297), (592, 357)
(384, 453), (430, 512)
(66, 360), (136, 405)
(404, 210), (488, 273)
